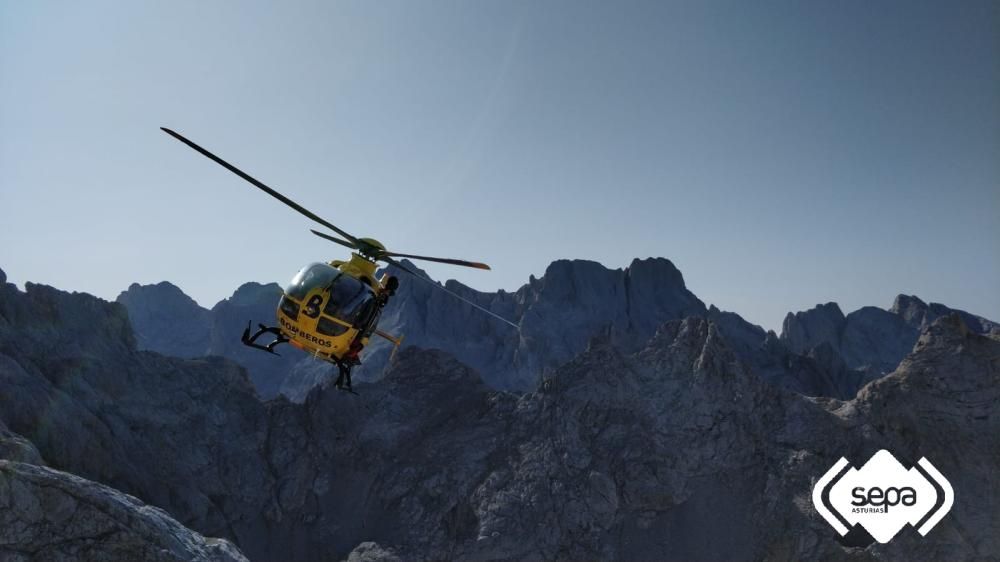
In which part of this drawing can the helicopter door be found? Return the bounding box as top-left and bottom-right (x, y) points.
(316, 274), (375, 337)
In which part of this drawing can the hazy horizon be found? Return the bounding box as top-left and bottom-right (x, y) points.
(2, 0), (998, 332)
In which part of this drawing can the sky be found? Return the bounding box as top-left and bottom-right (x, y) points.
(1, 0), (997, 332)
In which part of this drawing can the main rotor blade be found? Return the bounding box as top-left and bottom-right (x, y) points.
(383, 251), (491, 270)
(310, 229), (358, 251)
(384, 257), (518, 329)
(160, 127), (359, 246)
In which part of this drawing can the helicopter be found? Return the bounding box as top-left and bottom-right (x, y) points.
(161, 127), (517, 392)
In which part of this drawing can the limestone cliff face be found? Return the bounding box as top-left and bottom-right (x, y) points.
(343, 257), (709, 393)
(706, 305), (870, 400)
(781, 302), (847, 356)
(116, 281), (211, 359)
(205, 282), (301, 398)
(891, 294), (1000, 335)
(781, 296), (997, 372)
(117, 281), (300, 399)
(3, 272), (998, 561)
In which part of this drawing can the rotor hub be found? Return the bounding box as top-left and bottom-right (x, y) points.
(355, 237), (386, 260)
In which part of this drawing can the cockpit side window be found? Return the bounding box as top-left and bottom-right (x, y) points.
(323, 274), (375, 327)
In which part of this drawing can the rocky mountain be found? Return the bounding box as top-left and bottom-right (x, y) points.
(117, 281), (304, 399)
(891, 294), (1000, 335)
(781, 296), (998, 376)
(343, 258), (709, 391)
(117, 258), (715, 398)
(704, 305), (871, 400)
(116, 281), (212, 359)
(120, 257), (882, 402)
(2, 266), (998, 560)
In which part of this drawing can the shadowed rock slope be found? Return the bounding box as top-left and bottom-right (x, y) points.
(2, 271), (998, 560)
(117, 280), (299, 399)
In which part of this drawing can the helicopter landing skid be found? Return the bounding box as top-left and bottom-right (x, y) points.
(241, 322), (289, 355)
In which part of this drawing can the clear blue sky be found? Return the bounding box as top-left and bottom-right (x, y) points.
(2, 0), (997, 331)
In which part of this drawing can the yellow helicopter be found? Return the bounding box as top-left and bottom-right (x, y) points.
(161, 127), (516, 391)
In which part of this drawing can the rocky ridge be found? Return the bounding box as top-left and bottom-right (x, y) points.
(781, 297), (997, 378)
(117, 280), (300, 398)
(116, 257), (938, 402)
(3, 268), (998, 560)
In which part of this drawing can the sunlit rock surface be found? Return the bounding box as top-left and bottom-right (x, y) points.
(0, 460), (247, 562)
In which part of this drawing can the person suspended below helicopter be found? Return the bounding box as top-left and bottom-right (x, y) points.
(160, 127), (518, 394)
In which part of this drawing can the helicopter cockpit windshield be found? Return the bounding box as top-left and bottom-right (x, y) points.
(285, 262), (339, 300)
(283, 263), (377, 336)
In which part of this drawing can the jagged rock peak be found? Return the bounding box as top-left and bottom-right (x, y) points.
(609, 318), (706, 379)
(854, 312), (996, 413)
(780, 301), (845, 353)
(889, 293), (932, 329)
(782, 301), (845, 327)
(890, 293), (998, 335)
(537, 257), (688, 289)
(121, 280), (189, 296)
(115, 281), (210, 360)
(117, 281), (206, 311)
(626, 256), (686, 285)
(890, 293), (927, 314)
(915, 311), (972, 346)
(526, 259), (623, 303)
(1, 281), (138, 356)
(639, 317), (744, 377)
(542, 258), (615, 277)
(389, 259), (429, 278)
(224, 282), (281, 306)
